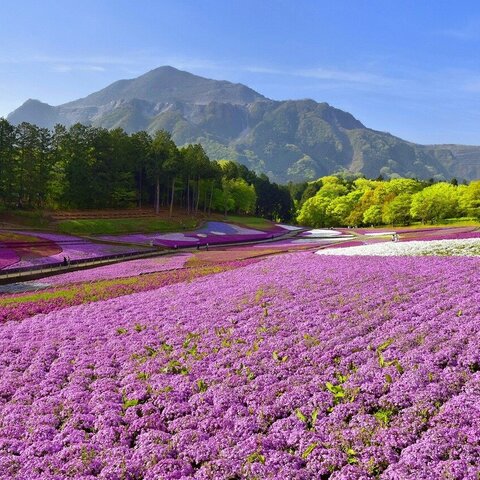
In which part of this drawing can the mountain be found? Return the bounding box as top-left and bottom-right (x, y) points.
(7, 66), (480, 182)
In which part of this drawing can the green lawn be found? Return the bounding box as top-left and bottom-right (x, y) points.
(405, 218), (479, 229)
(57, 217), (200, 235)
(435, 217), (480, 226)
(0, 209), (50, 229)
(2, 209), (278, 235)
(360, 217), (479, 230)
(59, 215), (277, 235)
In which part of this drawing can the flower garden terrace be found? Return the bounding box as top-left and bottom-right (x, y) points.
(0, 249), (480, 479)
(0, 221), (303, 274)
(1, 219), (478, 275)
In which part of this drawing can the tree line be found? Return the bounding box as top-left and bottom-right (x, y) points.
(293, 175), (480, 227)
(0, 119), (293, 220)
(1, 118), (479, 227)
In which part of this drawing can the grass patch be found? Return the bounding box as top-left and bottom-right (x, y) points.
(0, 210), (50, 229)
(386, 218), (479, 229)
(437, 217), (480, 226)
(57, 217), (200, 235)
(57, 214), (275, 235)
(2, 210), (277, 235)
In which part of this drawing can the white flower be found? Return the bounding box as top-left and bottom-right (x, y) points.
(316, 238), (480, 257)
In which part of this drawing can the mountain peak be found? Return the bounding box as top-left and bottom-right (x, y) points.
(7, 98), (57, 127)
(62, 65), (266, 109)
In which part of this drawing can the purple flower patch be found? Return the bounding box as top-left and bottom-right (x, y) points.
(0, 253), (479, 477)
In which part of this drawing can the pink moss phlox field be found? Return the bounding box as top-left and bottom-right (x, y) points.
(98, 222), (286, 247)
(318, 240), (366, 249)
(401, 228), (480, 242)
(1, 253), (480, 478)
(3, 231), (144, 269)
(0, 231), (61, 269)
(0, 246), (19, 268)
(0, 259), (257, 323)
(394, 226), (477, 236)
(43, 254), (192, 285)
(352, 226), (480, 244)
(253, 239), (342, 248)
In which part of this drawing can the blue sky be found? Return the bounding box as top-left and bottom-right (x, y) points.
(1, 0), (480, 144)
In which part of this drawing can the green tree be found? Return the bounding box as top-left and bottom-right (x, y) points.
(157, 132), (181, 217)
(0, 118), (16, 206)
(130, 131), (152, 208)
(459, 180), (480, 219)
(205, 161), (222, 215)
(299, 182), (322, 206)
(192, 144), (210, 213)
(384, 178), (422, 195)
(213, 180), (235, 216)
(363, 204), (383, 226)
(229, 178), (257, 214)
(296, 177), (348, 227)
(150, 130), (177, 214)
(327, 190), (363, 225)
(382, 193), (413, 226)
(297, 195), (332, 227)
(61, 124), (98, 208)
(47, 124), (70, 207)
(218, 159), (240, 180)
(410, 183), (459, 223)
(15, 122), (52, 208)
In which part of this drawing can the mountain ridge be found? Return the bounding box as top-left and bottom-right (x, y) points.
(7, 66), (480, 182)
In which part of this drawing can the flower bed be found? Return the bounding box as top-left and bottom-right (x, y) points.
(98, 222), (286, 248)
(0, 231), (62, 269)
(0, 259), (257, 323)
(0, 246), (19, 269)
(0, 253), (479, 478)
(185, 249), (281, 267)
(248, 229), (354, 250)
(197, 222), (268, 236)
(400, 227), (480, 242)
(2, 231), (147, 270)
(42, 254), (192, 285)
(355, 226), (479, 238)
(253, 238), (348, 248)
(317, 240), (366, 250)
(316, 238), (480, 256)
